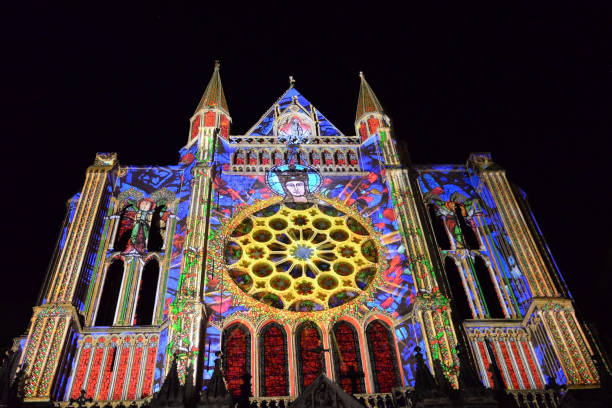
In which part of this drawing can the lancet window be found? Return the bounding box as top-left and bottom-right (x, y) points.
(472, 255), (504, 318)
(95, 259), (124, 326)
(133, 258), (160, 325)
(310, 151), (321, 165)
(366, 320), (400, 393)
(260, 150), (270, 165)
(222, 324), (251, 397)
(367, 116), (380, 134)
(332, 321), (364, 394)
(296, 322), (324, 392)
(259, 323), (289, 397)
(444, 256), (473, 320)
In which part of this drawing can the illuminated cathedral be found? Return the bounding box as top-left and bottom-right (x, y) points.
(5, 62), (609, 407)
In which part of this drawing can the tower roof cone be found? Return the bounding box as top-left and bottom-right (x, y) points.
(355, 71), (384, 122)
(195, 60), (229, 115)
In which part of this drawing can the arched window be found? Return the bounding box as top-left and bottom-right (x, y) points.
(455, 205), (479, 249)
(222, 324), (251, 397)
(359, 123), (367, 141)
(472, 255), (504, 318)
(220, 115), (230, 138)
(296, 322), (324, 392)
(95, 259), (124, 326)
(428, 204), (451, 250)
(133, 258), (160, 325)
(114, 208), (133, 253)
(366, 320), (400, 393)
(204, 111), (216, 127)
(332, 321), (364, 394)
(323, 151), (333, 165)
(348, 150), (358, 165)
(310, 151), (320, 165)
(367, 116), (380, 135)
(259, 323), (289, 396)
(260, 150), (270, 165)
(234, 150), (245, 165)
(334, 150), (346, 165)
(248, 150), (258, 165)
(273, 150), (283, 165)
(147, 206), (165, 252)
(444, 256), (473, 320)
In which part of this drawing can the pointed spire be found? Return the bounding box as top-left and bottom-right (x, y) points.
(355, 71), (384, 122)
(195, 60), (229, 115)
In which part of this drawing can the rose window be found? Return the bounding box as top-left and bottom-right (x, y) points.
(224, 202), (381, 312)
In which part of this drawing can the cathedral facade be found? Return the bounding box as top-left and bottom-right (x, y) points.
(14, 63), (603, 406)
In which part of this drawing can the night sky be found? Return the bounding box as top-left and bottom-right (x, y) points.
(2, 2), (611, 350)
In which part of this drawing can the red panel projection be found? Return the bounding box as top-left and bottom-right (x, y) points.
(298, 324), (323, 390)
(126, 338), (144, 400)
(85, 340), (105, 398)
(367, 321), (399, 393)
(112, 342), (131, 400)
(220, 115), (230, 138)
(204, 111), (216, 127)
(141, 343), (158, 398)
(191, 116), (201, 139)
(97, 345), (116, 400)
(521, 341), (543, 389)
(367, 116), (380, 135)
(359, 123), (367, 141)
(71, 340), (92, 399)
(224, 325), (249, 397)
(476, 341), (495, 387)
(510, 341), (530, 388)
(261, 324), (288, 396)
(334, 322), (363, 394)
(499, 342), (519, 389)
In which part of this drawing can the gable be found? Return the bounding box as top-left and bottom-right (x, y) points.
(245, 87), (344, 137)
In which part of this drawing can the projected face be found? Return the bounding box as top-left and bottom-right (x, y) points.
(285, 181), (306, 197)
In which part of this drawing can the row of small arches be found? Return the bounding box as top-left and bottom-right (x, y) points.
(219, 319), (401, 398)
(232, 149), (359, 167)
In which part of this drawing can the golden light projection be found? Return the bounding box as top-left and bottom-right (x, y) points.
(223, 200), (382, 312)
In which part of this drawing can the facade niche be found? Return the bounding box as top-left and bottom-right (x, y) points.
(444, 256), (473, 320)
(114, 208), (132, 252)
(428, 204), (451, 250)
(133, 258), (160, 325)
(95, 259), (124, 326)
(472, 255), (504, 318)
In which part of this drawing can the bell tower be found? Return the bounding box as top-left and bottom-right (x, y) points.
(188, 61), (231, 162)
(355, 72), (399, 166)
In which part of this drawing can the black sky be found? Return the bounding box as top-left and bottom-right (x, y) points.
(2, 1), (611, 348)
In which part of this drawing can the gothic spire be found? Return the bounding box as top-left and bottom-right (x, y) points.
(195, 60), (229, 116)
(355, 71), (384, 123)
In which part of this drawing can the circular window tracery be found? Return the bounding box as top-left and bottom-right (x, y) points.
(224, 201), (381, 312)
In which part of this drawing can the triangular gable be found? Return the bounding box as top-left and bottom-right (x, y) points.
(245, 87), (344, 137)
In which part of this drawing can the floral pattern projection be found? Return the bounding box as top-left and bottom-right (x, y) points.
(203, 129), (423, 387)
(417, 166), (532, 316)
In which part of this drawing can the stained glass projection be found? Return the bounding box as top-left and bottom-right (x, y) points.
(260, 323), (289, 396)
(366, 320), (400, 393)
(222, 324), (251, 397)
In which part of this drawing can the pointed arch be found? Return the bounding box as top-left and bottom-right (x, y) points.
(472, 255), (504, 318)
(259, 323), (289, 397)
(296, 322), (324, 392)
(332, 321), (365, 394)
(222, 323), (251, 397)
(133, 258), (160, 325)
(444, 256), (473, 320)
(95, 259), (124, 326)
(428, 204), (451, 250)
(359, 123), (367, 141)
(323, 150), (333, 165)
(365, 320), (400, 393)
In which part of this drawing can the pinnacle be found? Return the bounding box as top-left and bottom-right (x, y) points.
(195, 61), (229, 115)
(355, 71), (384, 122)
